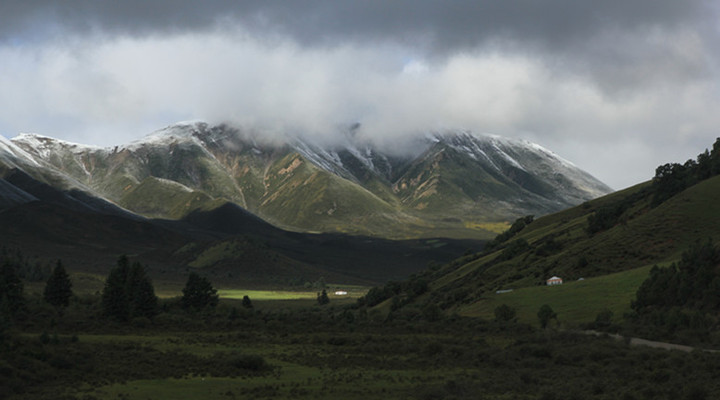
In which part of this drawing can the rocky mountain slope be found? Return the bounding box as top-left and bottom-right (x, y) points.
(2, 122), (612, 239)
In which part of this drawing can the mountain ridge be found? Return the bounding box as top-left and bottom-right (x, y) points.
(4, 122), (612, 239)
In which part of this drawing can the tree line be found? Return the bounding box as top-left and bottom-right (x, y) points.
(586, 137), (720, 235)
(1, 255), (225, 336)
(651, 137), (720, 206)
(627, 240), (720, 343)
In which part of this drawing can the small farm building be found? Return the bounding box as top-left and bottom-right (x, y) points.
(546, 276), (563, 286)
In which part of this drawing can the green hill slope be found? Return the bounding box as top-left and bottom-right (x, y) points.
(367, 138), (720, 319)
(119, 176), (221, 219)
(457, 264), (655, 326)
(436, 175), (720, 299)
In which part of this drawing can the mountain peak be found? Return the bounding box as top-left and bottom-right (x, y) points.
(2, 121), (613, 238)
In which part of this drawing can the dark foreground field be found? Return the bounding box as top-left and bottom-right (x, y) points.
(3, 297), (720, 400)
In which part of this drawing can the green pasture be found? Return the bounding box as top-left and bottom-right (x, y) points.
(218, 289), (317, 300)
(458, 263), (660, 326)
(218, 286), (369, 301)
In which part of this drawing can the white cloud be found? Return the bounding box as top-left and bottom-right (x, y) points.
(0, 28), (719, 189)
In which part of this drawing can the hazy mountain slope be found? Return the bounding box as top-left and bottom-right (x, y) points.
(8, 122), (612, 239)
(392, 132), (612, 220)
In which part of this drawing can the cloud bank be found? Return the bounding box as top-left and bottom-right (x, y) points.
(1, 1), (719, 189)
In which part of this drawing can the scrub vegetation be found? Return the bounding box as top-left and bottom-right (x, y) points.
(3, 290), (720, 400)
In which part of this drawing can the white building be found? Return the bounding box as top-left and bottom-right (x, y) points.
(546, 276), (563, 286)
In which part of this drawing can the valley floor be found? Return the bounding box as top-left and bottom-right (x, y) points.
(4, 304), (720, 400)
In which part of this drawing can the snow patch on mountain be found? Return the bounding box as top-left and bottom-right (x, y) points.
(122, 123), (199, 151)
(0, 134), (41, 168)
(292, 138), (348, 177)
(153, 177), (195, 193)
(13, 133), (103, 158)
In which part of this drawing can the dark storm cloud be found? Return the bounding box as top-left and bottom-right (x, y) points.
(4, 0), (715, 93)
(1, 1), (709, 50)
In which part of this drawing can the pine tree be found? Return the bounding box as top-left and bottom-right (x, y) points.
(181, 272), (218, 310)
(101, 256), (159, 321)
(101, 257), (130, 321)
(43, 260), (73, 308)
(127, 262), (158, 319)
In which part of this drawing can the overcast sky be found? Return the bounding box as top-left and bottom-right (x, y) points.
(1, 1), (719, 189)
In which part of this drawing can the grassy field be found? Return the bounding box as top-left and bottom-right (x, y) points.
(218, 285), (369, 301)
(10, 271), (720, 399)
(457, 264), (660, 326)
(218, 289), (318, 300)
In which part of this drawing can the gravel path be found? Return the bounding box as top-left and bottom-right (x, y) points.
(582, 330), (720, 353)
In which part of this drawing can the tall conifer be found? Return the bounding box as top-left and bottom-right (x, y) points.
(181, 272), (218, 310)
(101, 256), (158, 321)
(43, 260), (73, 308)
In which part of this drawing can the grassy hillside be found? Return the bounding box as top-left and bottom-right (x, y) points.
(119, 176), (219, 219)
(456, 264), (655, 326)
(438, 175), (720, 295)
(371, 144), (720, 322)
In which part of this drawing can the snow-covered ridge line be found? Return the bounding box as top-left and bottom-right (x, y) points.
(14, 133), (103, 151)
(0, 134), (41, 167)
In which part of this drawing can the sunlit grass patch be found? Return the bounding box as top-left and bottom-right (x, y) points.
(464, 221), (511, 233)
(218, 287), (368, 301)
(458, 264), (658, 326)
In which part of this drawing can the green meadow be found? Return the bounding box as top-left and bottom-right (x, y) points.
(458, 264), (657, 326)
(217, 286), (368, 301)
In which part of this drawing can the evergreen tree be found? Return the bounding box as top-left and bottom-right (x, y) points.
(0, 261), (24, 316)
(101, 256), (158, 321)
(43, 260), (73, 308)
(242, 295), (253, 309)
(101, 256), (130, 321)
(127, 262), (158, 319)
(181, 272), (218, 310)
(317, 289), (330, 305)
(633, 241), (720, 313)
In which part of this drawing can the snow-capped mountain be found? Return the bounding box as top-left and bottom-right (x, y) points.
(1, 122), (612, 238)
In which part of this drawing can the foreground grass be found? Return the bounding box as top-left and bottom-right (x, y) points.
(457, 264), (657, 326)
(85, 368), (461, 400)
(7, 300), (720, 400)
(14, 326), (720, 400)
